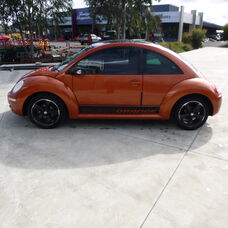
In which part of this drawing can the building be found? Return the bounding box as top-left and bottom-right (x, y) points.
(151, 4), (222, 41)
(58, 4), (222, 41)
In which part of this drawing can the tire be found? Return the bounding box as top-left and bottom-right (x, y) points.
(27, 94), (67, 129)
(174, 96), (209, 130)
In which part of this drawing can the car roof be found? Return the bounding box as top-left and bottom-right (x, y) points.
(89, 39), (163, 50)
(88, 39), (180, 57)
(91, 39), (152, 46)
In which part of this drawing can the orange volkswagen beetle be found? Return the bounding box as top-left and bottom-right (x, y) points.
(8, 41), (222, 129)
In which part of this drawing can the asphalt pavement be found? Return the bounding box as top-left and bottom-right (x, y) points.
(0, 47), (228, 228)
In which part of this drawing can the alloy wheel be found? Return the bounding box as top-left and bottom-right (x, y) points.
(178, 100), (207, 129)
(31, 99), (60, 128)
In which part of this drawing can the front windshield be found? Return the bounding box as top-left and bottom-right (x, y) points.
(51, 46), (93, 72)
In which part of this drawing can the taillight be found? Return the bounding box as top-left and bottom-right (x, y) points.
(211, 83), (220, 94)
(214, 86), (219, 94)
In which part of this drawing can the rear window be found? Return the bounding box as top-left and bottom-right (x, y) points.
(143, 49), (183, 74)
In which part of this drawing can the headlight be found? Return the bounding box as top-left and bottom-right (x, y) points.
(12, 80), (24, 93)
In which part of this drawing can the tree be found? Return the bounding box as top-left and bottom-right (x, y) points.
(127, 5), (161, 39)
(47, 0), (73, 40)
(85, 0), (161, 39)
(223, 23), (228, 40)
(0, 0), (72, 58)
(84, 0), (124, 39)
(183, 28), (206, 49)
(0, 1), (11, 34)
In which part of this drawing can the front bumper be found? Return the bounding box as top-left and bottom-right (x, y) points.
(8, 92), (23, 115)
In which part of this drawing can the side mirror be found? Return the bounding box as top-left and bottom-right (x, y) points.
(66, 67), (83, 75)
(76, 69), (82, 75)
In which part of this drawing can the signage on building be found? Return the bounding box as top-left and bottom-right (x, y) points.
(75, 8), (107, 25)
(152, 11), (180, 23)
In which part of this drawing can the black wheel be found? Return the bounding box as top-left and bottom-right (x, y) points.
(174, 97), (209, 130)
(27, 94), (67, 129)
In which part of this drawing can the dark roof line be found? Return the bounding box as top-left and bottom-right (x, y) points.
(203, 21), (223, 29)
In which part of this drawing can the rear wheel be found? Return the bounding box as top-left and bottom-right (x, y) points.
(174, 97), (209, 130)
(27, 94), (67, 129)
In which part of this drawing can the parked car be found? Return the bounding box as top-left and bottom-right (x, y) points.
(57, 37), (67, 41)
(102, 30), (116, 40)
(77, 34), (102, 45)
(8, 40), (222, 129)
(207, 34), (221, 41)
(150, 33), (164, 42)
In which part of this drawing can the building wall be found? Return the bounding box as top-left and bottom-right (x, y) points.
(56, 5), (221, 40)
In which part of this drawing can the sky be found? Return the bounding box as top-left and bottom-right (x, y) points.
(73, 0), (228, 26)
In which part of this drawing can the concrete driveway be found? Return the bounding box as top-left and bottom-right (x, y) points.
(0, 47), (228, 228)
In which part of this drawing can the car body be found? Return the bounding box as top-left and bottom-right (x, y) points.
(77, 34), (102, 45)
(103, 30), (117, 40)
(8, 40), (222, 129)
(207, 34), (221, 41)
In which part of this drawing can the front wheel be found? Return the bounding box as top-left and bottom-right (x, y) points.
(27, 94), (67, 129)
(174, 97), (209, 130)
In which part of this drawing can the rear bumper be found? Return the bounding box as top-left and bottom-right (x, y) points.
(212, 93), (222, 115)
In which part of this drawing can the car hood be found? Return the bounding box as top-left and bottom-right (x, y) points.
(22, 67), (59, 79)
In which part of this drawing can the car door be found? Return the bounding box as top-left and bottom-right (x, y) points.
(142, 49), (184, 107)
(70, 46), (142, 112)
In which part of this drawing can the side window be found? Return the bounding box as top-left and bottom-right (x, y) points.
(143, 49), (183, 74)
(77, 55), (104, 74)
(72, 47), (140, 75)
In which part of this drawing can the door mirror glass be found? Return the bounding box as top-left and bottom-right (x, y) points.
(76, 69), (82, 75)
(66, 66), (84, 75)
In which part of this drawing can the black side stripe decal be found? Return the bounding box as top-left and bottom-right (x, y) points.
(79, 106), (160, 114)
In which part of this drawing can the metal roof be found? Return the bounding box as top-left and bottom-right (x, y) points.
(152, 4), (179, 12)
(203, 21), (223, 30)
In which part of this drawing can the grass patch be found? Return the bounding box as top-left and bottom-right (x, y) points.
(158, 42), (193, 53)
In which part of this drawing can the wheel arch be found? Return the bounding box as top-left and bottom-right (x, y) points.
(170, 93), (213, 118)
(23, 92), (69, 116)
(18, 75), (80, 118)
(159, 77), (216, 119)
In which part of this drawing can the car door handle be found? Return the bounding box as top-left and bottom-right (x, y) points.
(130, 80), (141, 86)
